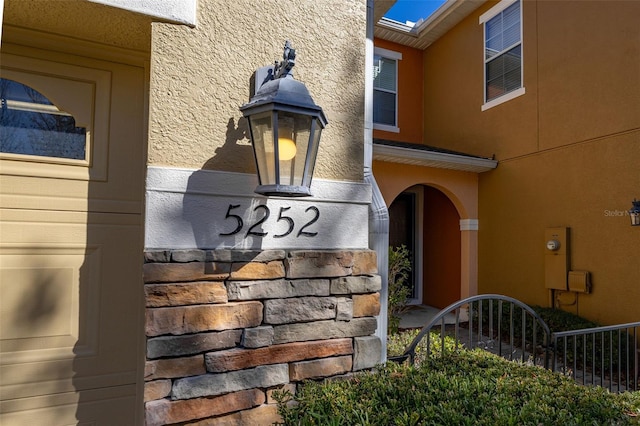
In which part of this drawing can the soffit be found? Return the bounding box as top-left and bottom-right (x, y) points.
(373, 1), (396, 23)
(373, 139), (497, 173)
(374, 0), (487, 50)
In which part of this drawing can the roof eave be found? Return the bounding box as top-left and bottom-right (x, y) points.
(374, 0), (487, 50)
(373, 143), (497, 173)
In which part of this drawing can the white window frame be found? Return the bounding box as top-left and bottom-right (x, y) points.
(373, 47), (401, 133)
(1, 53), (111, 181)
(406, 185), (424, 305)
(480, 0), (525, 111)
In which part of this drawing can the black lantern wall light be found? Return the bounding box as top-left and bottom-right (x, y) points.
(630, 199), (640, 226)
(240, 41), (328, 197)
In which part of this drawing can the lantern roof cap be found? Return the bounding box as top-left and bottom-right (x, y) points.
(240, 75), (327, 125)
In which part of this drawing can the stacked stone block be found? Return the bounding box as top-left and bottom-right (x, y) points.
(143, 249), (382, 425)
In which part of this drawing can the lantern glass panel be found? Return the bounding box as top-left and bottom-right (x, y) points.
(249, 111), (275, 185)
(303, 118), (322, 187)
(277, 111), (312, 187)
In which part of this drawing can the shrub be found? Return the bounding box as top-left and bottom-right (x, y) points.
(276, 348), (640, 425)
(387, 245), (412, 335)
(533, 306), (599, 331)
(387, 329), (459, 365)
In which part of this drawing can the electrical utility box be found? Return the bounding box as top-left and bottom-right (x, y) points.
(568, 270), (591, 293)
(545, 227), (569, 290)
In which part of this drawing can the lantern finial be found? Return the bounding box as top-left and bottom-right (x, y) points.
(274, 41), (296, 79)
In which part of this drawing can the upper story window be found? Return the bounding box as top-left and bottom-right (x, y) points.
(480, 0), (524, 111)
(373, 47), (402, 132)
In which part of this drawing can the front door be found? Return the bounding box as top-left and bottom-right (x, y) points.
(1, 40), (146, 424)
(388, 188), (421, 302)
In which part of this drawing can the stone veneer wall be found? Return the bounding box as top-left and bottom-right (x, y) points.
(143, 249), (382, 425)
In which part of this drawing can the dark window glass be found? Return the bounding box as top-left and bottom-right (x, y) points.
(1, 78), (87, 160)
(373, 90), (396, 126)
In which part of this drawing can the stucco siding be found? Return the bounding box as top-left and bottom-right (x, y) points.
(419, 0), (640, 325)
(478, 133), (639, 324)
(147, 0), (366, 182)
(536, 0), (640, 150)
(3, 0), (152, 52)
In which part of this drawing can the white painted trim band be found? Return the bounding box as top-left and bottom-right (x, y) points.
(373, 123), (400, 133)
(374, 47), (403, 61)
(88, 0), (197, 26)
(145, 167), (372, 250)
(481, 87), (526, 111)
(146, 167), (372, 203)
(460, 219), (479, 231)
(373, 144), (497, 173)
(479, 0), (518, 24)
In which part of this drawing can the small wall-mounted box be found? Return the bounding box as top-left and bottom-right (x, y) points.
(545, 227), (569, 290)
(568, 270), (591, 293)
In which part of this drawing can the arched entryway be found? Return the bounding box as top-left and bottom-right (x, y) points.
(389, 184), (461, 309)
(372, 141), (498, 306)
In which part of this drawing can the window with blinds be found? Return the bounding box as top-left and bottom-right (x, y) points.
(482, 0), (522, 105)
(373, 47), (401, 131)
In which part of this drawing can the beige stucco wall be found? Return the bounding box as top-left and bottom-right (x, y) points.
(421, 0), (640, 324)
(147, 0), (366, 182)
(3, 0), (152, 52)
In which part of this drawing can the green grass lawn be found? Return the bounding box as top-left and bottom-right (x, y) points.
(275, 331), (640, 425)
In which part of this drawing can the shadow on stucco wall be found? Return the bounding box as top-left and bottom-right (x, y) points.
(183, 115), (263, 249)
(201, 117), (254, 173)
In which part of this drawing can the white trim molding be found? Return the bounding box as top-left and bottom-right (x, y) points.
(478, 0), (518, 24)
(460, 219), (479, 231)
(373, 123), (400, 133)
(375, 1), (488, 50)
(481, 87), (525, 111)
(479, 0), (518, 24)
(373, 143), (498, 173)
(373, 47), (403, 61)
(88, 0), (197, 26)
(145, 166), (372, 250)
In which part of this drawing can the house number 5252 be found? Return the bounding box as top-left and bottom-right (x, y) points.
(219, 204), (319, 238)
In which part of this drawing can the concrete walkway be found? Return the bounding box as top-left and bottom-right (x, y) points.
(399, 304), (465, 330)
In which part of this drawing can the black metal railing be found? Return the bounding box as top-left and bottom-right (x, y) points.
(389, 294), (639, 393)
(390, 294), (551, 368)
(551, 323), (639, 392)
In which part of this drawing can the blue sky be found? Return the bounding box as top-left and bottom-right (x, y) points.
(384, 0), (447, 24)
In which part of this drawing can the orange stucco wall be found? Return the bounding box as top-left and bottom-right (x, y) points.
(373, 161), (478, 219)
(373, 160), (479, 305)
(420, 0), (640, 324)
(373, 38), (423, 144)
